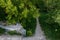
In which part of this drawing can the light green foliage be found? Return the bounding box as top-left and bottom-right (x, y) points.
(0, 0), (6, 7)
(0, 0), (40, 24)
(21, 8), (29, 18)
(52, 9), (60, 25)
(0, 0), (40, 36)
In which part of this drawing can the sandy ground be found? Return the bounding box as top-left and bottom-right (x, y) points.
(0, 19), (46, 40)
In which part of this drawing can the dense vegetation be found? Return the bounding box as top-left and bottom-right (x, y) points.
(0, 0), (39, 36)
(37, 0), (60, 40)
(0, 0), (60, 39)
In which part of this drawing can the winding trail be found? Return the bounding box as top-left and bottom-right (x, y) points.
(0, 19), (46, 40)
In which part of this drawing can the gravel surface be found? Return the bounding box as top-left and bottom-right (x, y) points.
(0, 19), (46, 40)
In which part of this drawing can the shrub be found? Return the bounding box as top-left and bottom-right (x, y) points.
(0, 0), (40, 36)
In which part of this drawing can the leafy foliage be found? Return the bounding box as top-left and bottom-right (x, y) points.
(0, 0), (39, 24)
(38, 0), (60, 40)
(0, 0), (60, 38)
(0, 0), (39, 36)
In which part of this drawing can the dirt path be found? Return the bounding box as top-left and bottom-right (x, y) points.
(0, 19), (46, 40)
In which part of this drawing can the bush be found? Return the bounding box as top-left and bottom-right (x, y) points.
(0, 0), (40, 36)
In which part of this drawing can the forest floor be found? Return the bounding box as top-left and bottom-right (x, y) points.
(0, 19), (46, 40)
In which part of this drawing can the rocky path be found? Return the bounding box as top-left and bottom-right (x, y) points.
(0, 19), (46, 40)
